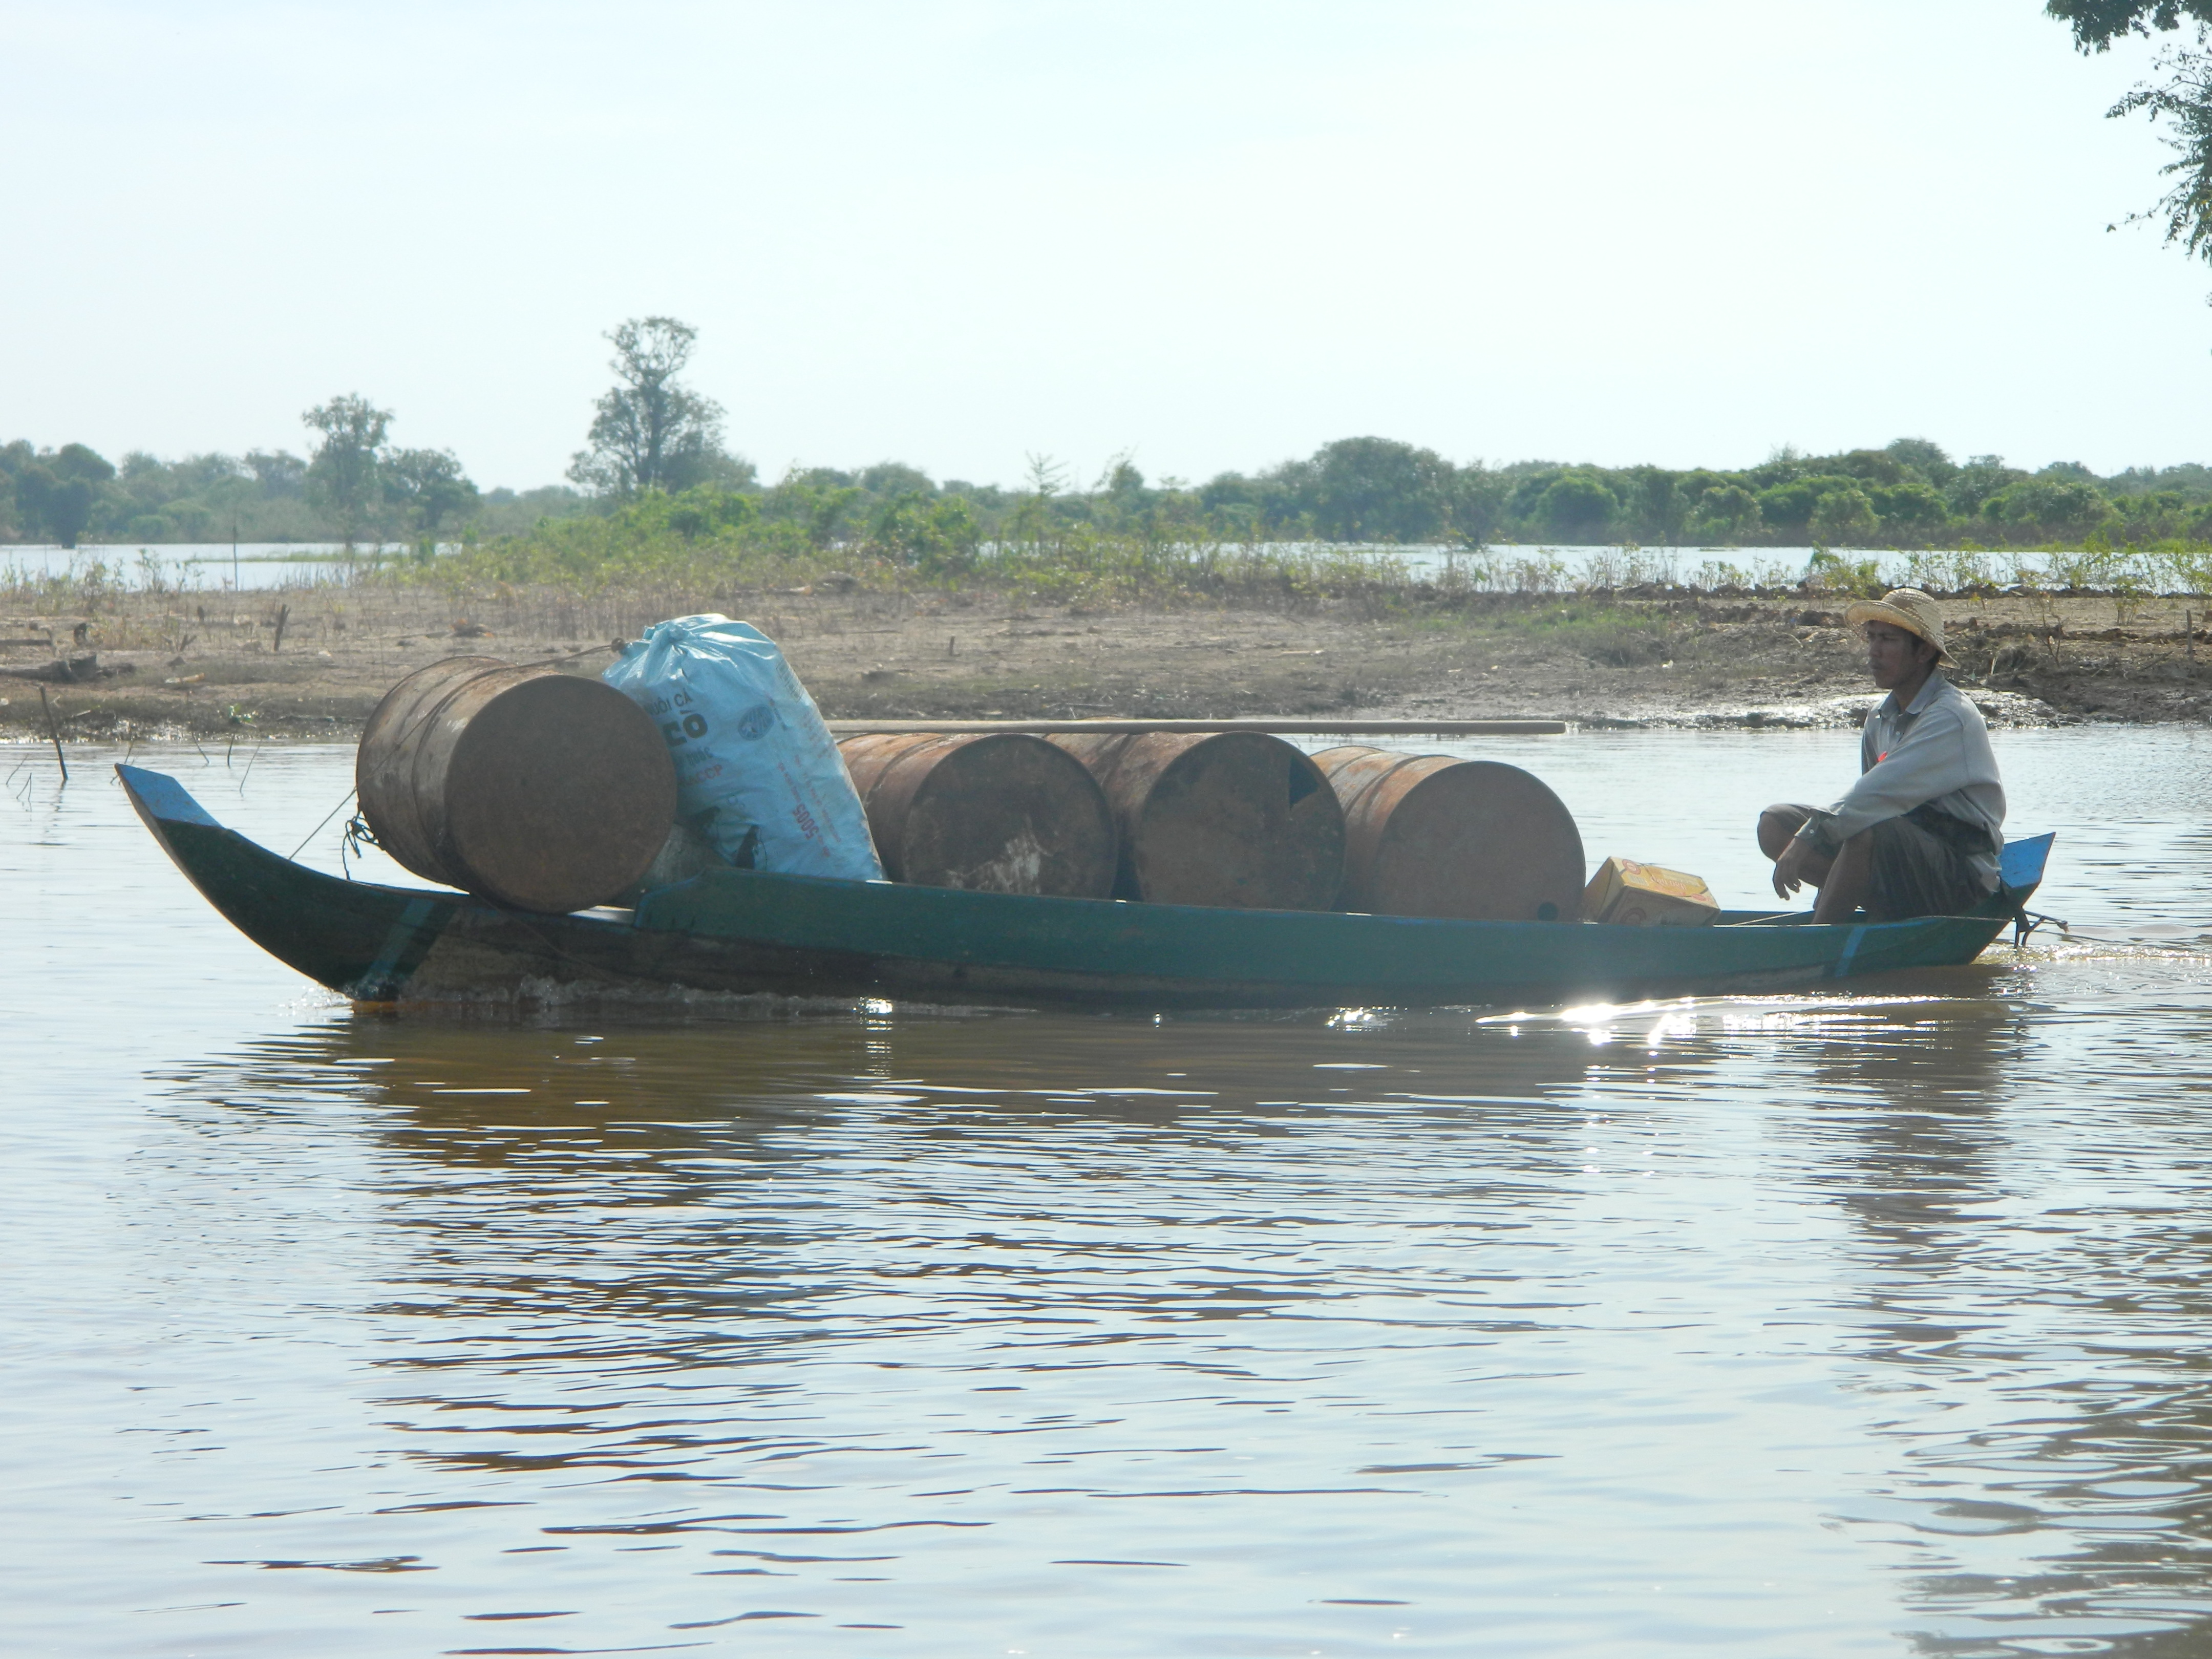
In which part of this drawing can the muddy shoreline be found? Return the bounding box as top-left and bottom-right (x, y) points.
(2, 582), (2200, 746)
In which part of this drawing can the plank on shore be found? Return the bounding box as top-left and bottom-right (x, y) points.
(823, 717), (1569, 736)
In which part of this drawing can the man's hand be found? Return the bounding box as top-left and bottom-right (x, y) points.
(1772, 835), (1820, 901)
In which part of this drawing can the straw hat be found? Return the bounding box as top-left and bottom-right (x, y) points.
(1843, 587), (1951, 665)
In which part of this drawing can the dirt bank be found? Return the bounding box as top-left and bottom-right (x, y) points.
(0, 582), (2195, 745)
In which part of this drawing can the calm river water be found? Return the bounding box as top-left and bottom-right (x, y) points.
(8, 729), (2212, 1657)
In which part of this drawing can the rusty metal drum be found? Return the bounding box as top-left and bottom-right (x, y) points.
(357, 655), (677, 913)
(1049, 731), (1345, 909)
(1312, 745), (1585, 923)
(838, 732), (1116, 896)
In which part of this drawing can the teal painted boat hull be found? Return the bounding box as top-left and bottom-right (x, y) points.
(118, 764), (2048, 1011)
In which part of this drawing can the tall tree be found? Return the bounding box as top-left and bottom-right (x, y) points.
(1, 443), (115, 548)
(2051, 1), (2212, 267)
(244, 449), (307, 498)
(303, 394), (393, 545)
(383, 448), (479, 536)
(1534, 471), (1618, 541)
(1300, 436), (1452, 542)
(567, 316), (729, 497)
(1885, 436), (1956, 485)
(1444, 462), (1507, 547)
(1623, 466), (1688, 545)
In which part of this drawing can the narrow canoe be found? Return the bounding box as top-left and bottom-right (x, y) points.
(118, 764), (2052, 1011)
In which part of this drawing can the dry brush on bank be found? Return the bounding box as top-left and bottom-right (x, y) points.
(16, 507), (2212, 743)
(3, 548), (2205, 743)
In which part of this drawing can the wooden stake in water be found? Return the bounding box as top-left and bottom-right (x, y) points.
(37, 685), (66, 784)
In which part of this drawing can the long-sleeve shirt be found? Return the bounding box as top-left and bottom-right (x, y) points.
(1795, 671), (2007, 891)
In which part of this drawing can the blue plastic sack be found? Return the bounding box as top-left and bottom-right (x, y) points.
(603, 614), (883, 882)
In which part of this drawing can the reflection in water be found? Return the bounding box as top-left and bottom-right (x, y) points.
(1724, 989), (2212, 1654)
(131, 1008), (1690, 1654)
(198, 1007), (1619, 1387)
(120, 990), (2212, 1656)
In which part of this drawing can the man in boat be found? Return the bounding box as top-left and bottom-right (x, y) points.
(1759, 587), (2005, 922)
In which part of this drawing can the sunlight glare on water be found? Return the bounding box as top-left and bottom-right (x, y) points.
(7, 730), (2212, 1656)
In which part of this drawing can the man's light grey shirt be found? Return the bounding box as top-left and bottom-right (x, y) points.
(1798, 671), (2007, 891)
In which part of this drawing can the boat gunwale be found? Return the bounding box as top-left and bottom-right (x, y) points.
(114, 763), (2040, 1009)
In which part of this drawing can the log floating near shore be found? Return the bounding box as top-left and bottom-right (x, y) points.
(824, 717), (1569, 736)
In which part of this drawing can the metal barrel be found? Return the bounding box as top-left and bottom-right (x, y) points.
(1311, 745), (1586, 923)
(356, 655), (677, 914)
(838, 732), (1117, 896)
(1049, 731), (1346, 910)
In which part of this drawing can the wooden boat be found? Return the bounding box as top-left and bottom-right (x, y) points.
(119, 763), (2054, 1011)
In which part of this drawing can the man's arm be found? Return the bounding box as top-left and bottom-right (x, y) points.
(1772, 834), (1823, 901)
(1794, 704), (1971, 854)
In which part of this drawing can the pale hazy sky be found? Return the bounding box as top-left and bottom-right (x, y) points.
(2, 1), (2204, 488)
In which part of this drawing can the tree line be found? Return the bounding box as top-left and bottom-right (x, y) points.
(1200, 436), (2212, 548)
(0, 397), (517, 550)
(0, 316), (731, 550)
(601, 435), (2212, 554)
(12, 310), (2212, 555)
(15, 424), (2212, 554)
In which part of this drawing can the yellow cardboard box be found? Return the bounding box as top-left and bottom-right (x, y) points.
(1582, 857), (1720, 926)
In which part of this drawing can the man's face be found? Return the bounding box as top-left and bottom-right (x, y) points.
(1864, 620), (1932, 690)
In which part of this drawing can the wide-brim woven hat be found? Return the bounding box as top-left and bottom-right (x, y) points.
(1843, 587), (1951, 665)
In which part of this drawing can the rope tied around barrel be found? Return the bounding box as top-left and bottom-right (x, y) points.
(339, 811), (381, 880)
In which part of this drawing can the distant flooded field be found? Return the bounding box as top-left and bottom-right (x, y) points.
(8, 729), (2212, 1655)
(2, 541), (419, 591)
(0, 539), (2109, 594)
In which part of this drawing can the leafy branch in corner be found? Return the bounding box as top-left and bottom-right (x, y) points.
(2052, 2), (2212, 271)
(2108, 31), (2212, 264)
